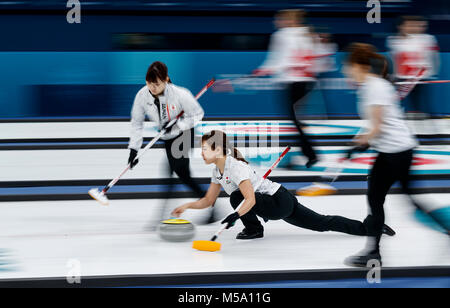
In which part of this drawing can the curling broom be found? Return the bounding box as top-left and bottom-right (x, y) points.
(296, 145), (370, 197)
(88, 78), (216, 205)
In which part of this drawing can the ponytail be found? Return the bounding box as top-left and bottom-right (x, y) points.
(201, 130), (249, 164)
(231, 147), (248, 164)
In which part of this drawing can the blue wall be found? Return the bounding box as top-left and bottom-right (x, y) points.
(1, 51), (449, 118)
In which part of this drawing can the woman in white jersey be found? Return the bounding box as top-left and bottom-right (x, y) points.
(128, 61), (217, 225)
(343, 43), (449, 267)
(172, 130), (395, 240)
(253, 9), (318, 168)
(386, 16), (440, 116)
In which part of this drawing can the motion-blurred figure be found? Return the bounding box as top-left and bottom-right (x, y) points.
(311, 30), (338, 77)
(253, 9), (318, 168)
(386, 16), (440, 129)
(343, 43), (449, 268)
(310, 28), (338, 117)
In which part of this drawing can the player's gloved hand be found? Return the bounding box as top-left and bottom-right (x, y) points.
(128, 149), (139, 169)
(346, 144), (370, 160)
(162, 124), (174, 135)
(221, 212), (240, 229)
(161, 119), (178, 136)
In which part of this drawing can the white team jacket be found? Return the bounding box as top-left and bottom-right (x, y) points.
(258, 26), (316, 82)
(128, 83), (204, 150)
(386, 34), (440, 79)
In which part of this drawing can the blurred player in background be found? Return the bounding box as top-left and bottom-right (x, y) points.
(311, 30), (338, 76)
(343, 43), (449, 268)
(310, 28), (338, 115)
(128, 61), (217, 228)
(387, 16), (440, 123)
(253, 9), (319, 168)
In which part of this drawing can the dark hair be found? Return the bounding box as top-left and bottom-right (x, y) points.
(346, 43), (389, 79)
(146, 61), (172, 84)
(201, 130), (248, 164)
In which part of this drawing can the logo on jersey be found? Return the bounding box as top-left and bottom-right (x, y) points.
(161, 103), (168, 120)
(217, 175), (231, 184)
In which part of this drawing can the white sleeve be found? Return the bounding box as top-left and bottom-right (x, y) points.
(230, 162), (251, 186)
(366, 82), (392, 107)
(428, 35), (439, 51)
(429, 35), (440, 76)
(258, 31), (285, 73)
(128, 92), (146, 151)
(174, 88), (204, 131)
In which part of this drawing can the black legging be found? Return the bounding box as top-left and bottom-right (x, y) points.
(163, 128), (203, 198)
(288, 81), (317, 161)
(366, 148), (449, 251)
(230, 185), (377, 236)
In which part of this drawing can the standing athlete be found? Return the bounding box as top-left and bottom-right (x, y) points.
(253, 9), (318, 168)
(343, 43), (449, 267)
(128, 61), (216, 226)
(387, 16), (440, 118)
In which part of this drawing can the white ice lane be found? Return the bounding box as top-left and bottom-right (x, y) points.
(0, 194), (448, 279)
(1, 146), (450, 182)
(0, 119), (448, 140)
(0, 146), (337, 181)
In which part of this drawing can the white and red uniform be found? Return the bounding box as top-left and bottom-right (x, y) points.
(311, 38), (337, 74)
(387, 34), (440, 79)
(128, 83), (204, 150)
(257, 26), (316, 82)
(256, 25), (319, 163)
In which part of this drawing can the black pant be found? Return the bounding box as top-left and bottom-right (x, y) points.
(288, 81), (317, 161)
(367, 149), (417, 251)
(163, 128), (203, 198)
(367, 149), (449, 252)
(230, 186), (375, 236)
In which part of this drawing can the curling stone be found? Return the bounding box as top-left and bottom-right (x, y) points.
(158, 218), (196, 242)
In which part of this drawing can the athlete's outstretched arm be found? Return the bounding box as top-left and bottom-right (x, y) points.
(171, 183), (222, 217)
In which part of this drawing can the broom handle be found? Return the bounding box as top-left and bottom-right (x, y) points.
(210, 146), (291, 241)
(102, 112), (183, 193)
(396, 79), (450, 85)
(102, 78), (216, 194)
